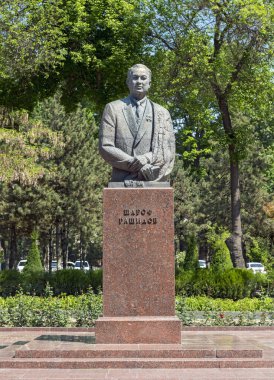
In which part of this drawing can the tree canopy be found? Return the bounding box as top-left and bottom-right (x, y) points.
(0, 0), (273, 269)
(145, 0), (274, 266)
(0, 0), (146, 110)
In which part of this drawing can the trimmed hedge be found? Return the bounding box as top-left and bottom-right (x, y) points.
(0, 267), (268, 300)
(176, 296), (274, 312)
(176, 268), (267, 300)
(176, 296), (274, 326)
(0, 269), (102, 297)
(0, 289), (102, 327)
(0, 293), (273, 327)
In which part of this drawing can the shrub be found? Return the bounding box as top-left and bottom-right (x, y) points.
(73, 288), (103, 327)
(245, 236), (272, 268)
(21, 271), (49, 296)
(0, 270), (21, 297)
(23, 230), (44, 274)
(50, 269), (89, 295)
(206, 228), (233, 271)
(0, 290), (102, 327)
(176, 268), (267, 300)
(176, 296), (274, 312)
(183, 235), (199, 270)
(0, 268), (103, 297)
(176, 296), (274, 326)
(86, 269), (103, 293)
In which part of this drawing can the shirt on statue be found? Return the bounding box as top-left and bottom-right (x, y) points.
(130, 96), (147, 127)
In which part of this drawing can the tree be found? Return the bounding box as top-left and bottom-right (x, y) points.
(0, 0), (146, 111)
(23, 230), (43, 274)
(206, 227), (233, 271)
(0, 107), (62, 267)
(183, 235), (199, 270)
(146, 0), (274, 266)
(172, 158), (202, 251)
(32, 93), (110, 266)
(0, 93), (109, 268)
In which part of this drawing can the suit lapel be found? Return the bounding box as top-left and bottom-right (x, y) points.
(134, 100), (153, 146)
(151, 101), (161, 153)
(122, 101), (138, 138)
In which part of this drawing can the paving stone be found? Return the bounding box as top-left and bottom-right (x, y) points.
(0, 328), (273, 375)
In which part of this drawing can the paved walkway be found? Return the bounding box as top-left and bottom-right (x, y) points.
(1, 328), (274, 379)
(1, 367), (274, 379)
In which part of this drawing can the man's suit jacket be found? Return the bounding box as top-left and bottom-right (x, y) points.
(99, 96), (175, 182)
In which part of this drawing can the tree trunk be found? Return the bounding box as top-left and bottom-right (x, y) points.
(80, 231), (85, 263)
(49, 228), (53, 274)
(0, 238), (7, 270)
(55, 222), (60, 268)
(226, 145), (245, 268)
(9, 224), (17, 269)
(40, 236), (47, 269)
(61, 224), (68, 269)
(216, 94), (245, 267)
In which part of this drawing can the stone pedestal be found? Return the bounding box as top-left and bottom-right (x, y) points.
(95, 188), (181, 344)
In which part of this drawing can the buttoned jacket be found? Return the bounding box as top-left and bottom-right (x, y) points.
(99, 96), (175, 182)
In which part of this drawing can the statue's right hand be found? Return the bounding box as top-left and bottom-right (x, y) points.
(129, 155), (148, 171)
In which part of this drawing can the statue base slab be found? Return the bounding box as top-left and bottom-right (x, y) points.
(95, 188), (181, 344)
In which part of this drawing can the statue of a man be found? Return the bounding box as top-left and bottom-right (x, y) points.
(99, 64), (175, 182)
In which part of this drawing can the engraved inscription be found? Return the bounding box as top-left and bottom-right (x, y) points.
(119, 209), (157, 225)
(124, 180), (144, 188)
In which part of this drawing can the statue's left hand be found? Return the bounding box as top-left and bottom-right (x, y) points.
(139, 164), (160, 181)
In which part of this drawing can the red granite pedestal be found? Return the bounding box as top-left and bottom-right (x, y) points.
(95, 188), (181, 344)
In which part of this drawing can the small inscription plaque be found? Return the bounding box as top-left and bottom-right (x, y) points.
(119, 209), (157, 225)
(124, 180), (144, 188)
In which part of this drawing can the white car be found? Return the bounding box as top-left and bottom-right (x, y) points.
(198, 259), (206, 269)
(50, 260), (61, 271)
(74, 260), (90, 271)
(66, 261), (75, 269)
(17, 260), (27, 272)
(246, 262), (266, 274)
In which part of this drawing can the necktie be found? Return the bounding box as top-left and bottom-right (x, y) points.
(136, 102), (140, 125)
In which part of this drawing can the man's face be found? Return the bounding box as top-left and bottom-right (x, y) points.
(127, 68), (151, 99)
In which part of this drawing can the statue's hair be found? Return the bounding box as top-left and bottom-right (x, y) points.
(127, 64), (152, 80)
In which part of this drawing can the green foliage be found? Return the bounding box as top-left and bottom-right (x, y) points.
(0, 0), (147, 110)
(51, 270), (89, 296)
(1, 292), (274, 327)
(245, 236), (272, 267)
(206, 227), (233, 271)
(86, 269), (103, 293)
(0, 94), (109, 267)
(73, 288), (103, 327)
(265, 145), (274, 194)
(176, 268), (267, 300)
(0, 108), (61, 184)
(23, 230), (43, 278)
(0, 269), (102, 297)
(0, 290), (102, 327)
(0, 0), (273, 274)
(175, 251), (186, 269)
(176, 296), (274, 326)
(21, 271), (50, 296)
(0, 270), (21, 297)
(183, 235), (199, 270)
(172, 159), (202, 248)
(176, 296), (274, 312)
(147, 0), (274, 266)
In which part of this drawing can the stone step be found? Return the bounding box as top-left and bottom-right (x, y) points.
(0, 357), (273, 369)
(15, 347), (262, 359)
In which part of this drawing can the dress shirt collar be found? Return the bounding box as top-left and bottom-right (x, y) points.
(129, 96), (147, 107)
